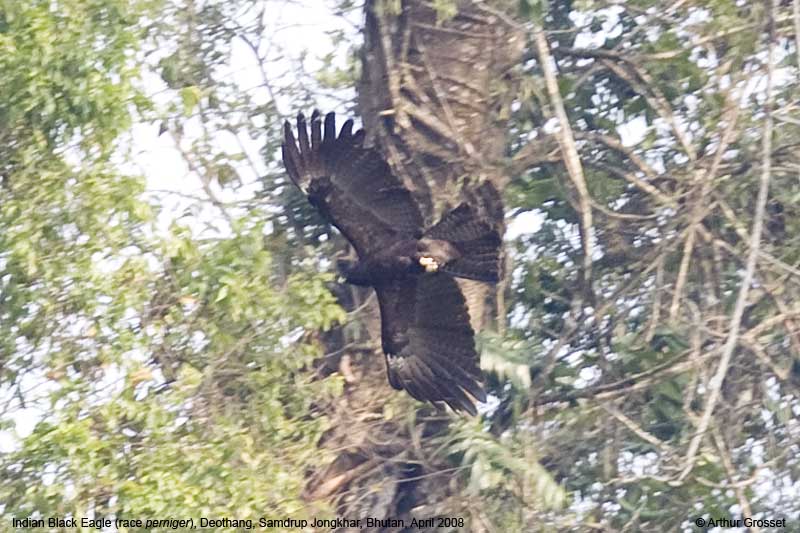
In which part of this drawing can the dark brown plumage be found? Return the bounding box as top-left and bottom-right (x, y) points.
(282, 110), (502, 415)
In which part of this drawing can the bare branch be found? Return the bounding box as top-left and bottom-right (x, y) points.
(679, 1), (777, 480)
(534, 30), (594, 294)
(794, 0), (800, 69)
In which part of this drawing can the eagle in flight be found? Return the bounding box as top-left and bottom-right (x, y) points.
(282, 111), (502, 415)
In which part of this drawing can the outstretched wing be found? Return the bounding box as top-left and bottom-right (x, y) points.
(375, 274), (486, 415)
(282, 111), (424, 256)
(412, 181), (503, 282)
(423, 203), (502, 282)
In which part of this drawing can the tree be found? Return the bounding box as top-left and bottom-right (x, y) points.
(1, 0), (343, 526)
(494, 0), (800, 528)
(300, 0), (568, 525)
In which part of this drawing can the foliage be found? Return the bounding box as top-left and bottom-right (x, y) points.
(496, 0), (800, 528)
(0, 0), (345, 527)
(440, 418), (567, 510)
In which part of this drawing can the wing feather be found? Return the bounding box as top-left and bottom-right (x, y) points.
(282, 111), (424, 256)
(310, 110), (322, 149)
(323, 112), (336, 144)
(296, 113), (311, 160)
(424, 200), (502, 282)
(376, 275), (485, 415)
(281, 122), (303, 188)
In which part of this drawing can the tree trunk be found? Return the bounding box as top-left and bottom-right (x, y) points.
(304, 1), (522, 528)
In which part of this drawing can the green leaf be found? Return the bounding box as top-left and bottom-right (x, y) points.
(179, 86), (202, 116)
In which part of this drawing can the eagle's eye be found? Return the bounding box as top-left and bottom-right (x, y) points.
(419, 256), (439, 272)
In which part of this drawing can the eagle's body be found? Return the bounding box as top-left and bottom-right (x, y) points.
(282, 111), (502, 414)
(338, 238), (464, 286)
(338, 239), (422, 286)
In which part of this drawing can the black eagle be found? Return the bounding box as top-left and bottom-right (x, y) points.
(282, 111), (502, 414)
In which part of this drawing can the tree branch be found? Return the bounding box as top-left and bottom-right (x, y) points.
(679, 0), (776, 480)
(534, 30), (594, 295)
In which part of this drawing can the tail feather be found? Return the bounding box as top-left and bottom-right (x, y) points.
(425, 202), (502, 283)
